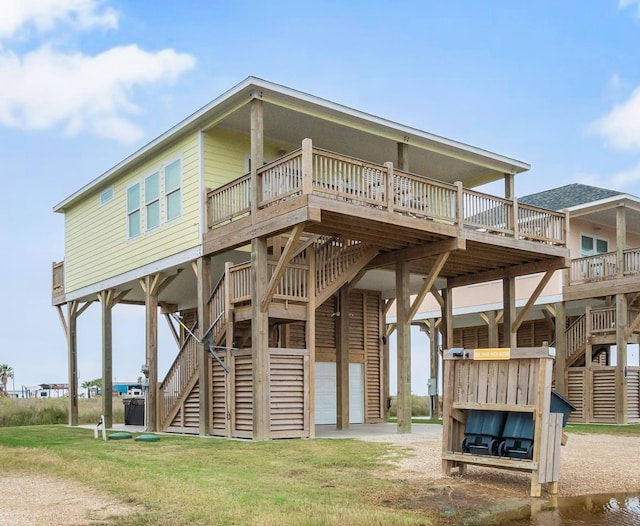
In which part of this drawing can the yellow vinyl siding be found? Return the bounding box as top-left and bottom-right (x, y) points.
(64, 134), (201, 292)
(203, 127), (290, 190)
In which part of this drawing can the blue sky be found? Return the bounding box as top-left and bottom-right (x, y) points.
(2, 0), (640, 394)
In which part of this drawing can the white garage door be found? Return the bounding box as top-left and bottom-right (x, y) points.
(314, 362), (364, 425)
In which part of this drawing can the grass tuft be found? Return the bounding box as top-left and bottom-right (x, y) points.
(0, 397), (124, 427)
(0, 425), (428, 525)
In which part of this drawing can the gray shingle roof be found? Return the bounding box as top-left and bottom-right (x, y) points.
(519, 183), (623, 211)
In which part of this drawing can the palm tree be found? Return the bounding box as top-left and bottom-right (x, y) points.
(81, 380), (93, 399)
(0, 364), (14, 397)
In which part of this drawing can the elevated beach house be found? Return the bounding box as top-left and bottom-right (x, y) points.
(52, 77), (569, 439)
(412, 184), (640, 424)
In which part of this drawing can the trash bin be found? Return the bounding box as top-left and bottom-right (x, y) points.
(123, 396), (145, 426)
(498, 412), (535, 460)
(461, 410), (507, 456)
(550, 390), (575, 427)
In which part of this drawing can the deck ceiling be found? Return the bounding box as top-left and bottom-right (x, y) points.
(303, 208), (567, 288)
(216, 101), (522, 188)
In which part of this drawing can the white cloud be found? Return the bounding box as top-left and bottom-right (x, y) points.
(0, 45), (195, 143)
(571, 172), (604, 187)
(620, 0), (640, 14)
(611, 161), (640, 189)
(572, 164), (640, 192)
(0, 1), (196, 143)
(0, 0), (117, 40)
(589, 86), (640, 150)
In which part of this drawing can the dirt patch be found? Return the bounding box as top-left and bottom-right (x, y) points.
(0, 474), (140, 525)
(364, 430), (640, 524)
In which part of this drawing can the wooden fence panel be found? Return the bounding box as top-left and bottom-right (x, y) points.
(592, 368), (616, 424)
(211, 351), (228, 436)
(232, 351), (253, 438)
(269, 349), (309, 438)
(566, 369), (585, 422)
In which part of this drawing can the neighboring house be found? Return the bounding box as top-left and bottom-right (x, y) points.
(52, 77), (568, 439)
(411, 183), (640, 424)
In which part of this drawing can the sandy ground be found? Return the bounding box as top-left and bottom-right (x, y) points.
(0, 474), (140, 525)
(361, 430), (640, 497)
(0, 429), (637, 524)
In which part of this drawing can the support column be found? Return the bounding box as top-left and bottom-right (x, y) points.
(197, 257), (212, 436)
(396, 261), (411, 433)
(99, 290), (113, 429)
(307, 247), (316, 438)
(482, 310), (499, 348)
(554, 302), (567, 396)
(616, 205), (626, 279)
(503, 276), (517, 348)
(142, 274), (160, 432)
(67, 301), (79, 426)
(397, 142), (409, 172)
(252, 237), (269, 440)
(336, 286), (350, 429)
(428, 318), (440, 418)
(616, 292), (628, 424)
(250, 96), (264, 218)
(504, 173), (515, 199)
(616, 204), (629, 424)
(382, 300), (394, 420)
(441, 287), (453, 350)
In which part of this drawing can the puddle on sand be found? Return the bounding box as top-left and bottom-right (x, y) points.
(481, 492), (640, 525)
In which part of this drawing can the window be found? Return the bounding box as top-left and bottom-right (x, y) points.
(145, 172), (160, 230)
(581, 234), (608, 257)
(127, 183), (141, 238)
(165, 159), (181, 221)
(100, 186), (114, 205)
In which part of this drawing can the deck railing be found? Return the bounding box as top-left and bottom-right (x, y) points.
(158, 322), (199, 427)
(226, 260), (310, 306)
(52, 261), (65, 305)
(590, 306), (640, 335)
(205, 139), (567, 246)
(569, 247), (640, 285)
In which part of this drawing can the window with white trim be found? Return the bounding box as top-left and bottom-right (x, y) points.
(127, 183), (141, 239)
(165, 159), (181, 221)
(580, 234), (608, 257)
(145, 171), (160, 230)
(100, 186), (114, 205)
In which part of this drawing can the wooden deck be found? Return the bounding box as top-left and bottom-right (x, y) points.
(565, 247), (640, 300)
(204, 140), (569, 285)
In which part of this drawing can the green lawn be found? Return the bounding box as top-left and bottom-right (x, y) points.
(565, 423), (640, 436)
(0, 426), (429, 526)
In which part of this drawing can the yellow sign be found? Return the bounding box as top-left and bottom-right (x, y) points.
(473, 348), (511, 360)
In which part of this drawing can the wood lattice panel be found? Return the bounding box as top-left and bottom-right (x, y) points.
(365, 292), (383, 422)
(592, 368), (616, 424)
(233, 351), (253, 437)
(567, 369), (585, 423)
(628, 367), (640, 423)
(269, 350), (308, 438)
(211, 351), (228, 436)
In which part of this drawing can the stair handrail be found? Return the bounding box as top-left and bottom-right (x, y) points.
(158, 320), (200, 426)
(565, 313), (586, 362)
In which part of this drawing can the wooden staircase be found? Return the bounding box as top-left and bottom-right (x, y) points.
(565, 305), (640, 367)
(157, 234), (378, 433)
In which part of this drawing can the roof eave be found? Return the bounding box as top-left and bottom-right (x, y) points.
(53, 76), (529, 213)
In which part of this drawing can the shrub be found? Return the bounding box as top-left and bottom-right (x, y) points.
(0, 397), (125, 427)
(386, 394), (435, 417)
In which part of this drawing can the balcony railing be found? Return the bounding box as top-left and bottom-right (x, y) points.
(569, 247), (640, 285)
(52, 261), (65, 305)
(205, 139), (567, 247)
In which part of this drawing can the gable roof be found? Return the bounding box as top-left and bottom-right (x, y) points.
(54, 76), (530, 213)
(519, 183), (624, 211)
